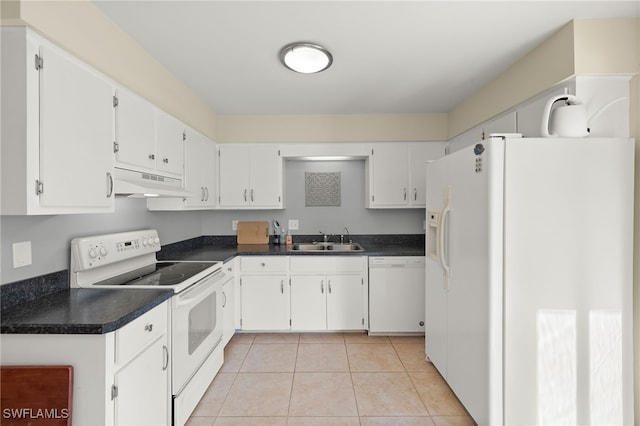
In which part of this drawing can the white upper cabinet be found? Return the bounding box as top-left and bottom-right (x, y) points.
(367, 142), (446, 208)
(147, 128), (217, 210)
(409, 142), (448, 207)
(218, 144), (283, 209)
(114, 88), (185, 178)
(113, 87), (156, 173)
(1, 27), (114, 215)
(154, 109), (185, 177)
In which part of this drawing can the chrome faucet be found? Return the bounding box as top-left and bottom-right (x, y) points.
(319, 231), (329, 243)
(342, 226), (352, 244)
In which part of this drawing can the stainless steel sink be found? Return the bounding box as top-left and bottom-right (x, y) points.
(289, 243), (326, 251)
(326, 243), (364, 251)
(289, 242), (364, 252)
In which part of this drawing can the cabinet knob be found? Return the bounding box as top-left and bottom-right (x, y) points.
(261, 262), (266, 267)
(148, 154), (155, 160)
(144, 324), (153, 332)
(419, 321), (425, 327)
(163, 158), (169, 164)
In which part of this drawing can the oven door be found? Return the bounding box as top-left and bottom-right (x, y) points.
(171, 269), (224, 394)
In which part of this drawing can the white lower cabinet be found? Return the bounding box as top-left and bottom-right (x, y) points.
(239, 256), (289, 331)
(113, 336), (169, 426)
(221, 259), (236, 346)
(0, 301), (171, 425)
(290, 256), (368, 331)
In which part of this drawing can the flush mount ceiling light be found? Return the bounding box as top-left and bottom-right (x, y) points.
(279, 42), (333, 74)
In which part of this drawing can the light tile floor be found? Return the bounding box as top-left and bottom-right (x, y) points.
(187, 333), (476, 426)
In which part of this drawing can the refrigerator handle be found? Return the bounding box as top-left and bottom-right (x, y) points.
(438, 186), (451, 289)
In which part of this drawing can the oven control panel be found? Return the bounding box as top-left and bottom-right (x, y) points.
(71, 229), (161, 271)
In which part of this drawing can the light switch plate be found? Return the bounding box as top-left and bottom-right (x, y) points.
(288, 219), (299, 230)
(13, 241), (32, 268)
(232, 220), (239, 231)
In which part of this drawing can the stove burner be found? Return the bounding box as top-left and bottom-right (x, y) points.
(93, 262), (215, 287)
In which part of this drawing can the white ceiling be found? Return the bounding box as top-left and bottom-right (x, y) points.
(93, 1), (639, 116)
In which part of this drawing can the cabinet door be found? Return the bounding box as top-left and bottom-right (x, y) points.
(409, 142), (446, 207)
(241, 275), (289, 330)
(326, 275), (363, 330)
(114, 88), (156, 172)
(249, 145), (282, 208)
(290, 275), (327, 331)
(184, 131), (216, 208)
(39, 44), (114, 209)
(370, 143), (409, 207)
(482, 111), (517, 138)
(222, 274), (235, 346)
(113, 336), (169, 426)
(218, 145), (250, 207)
(155, 109), (185, 176)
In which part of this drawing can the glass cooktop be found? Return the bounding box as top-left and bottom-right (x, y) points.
(93, 261), (216, 287)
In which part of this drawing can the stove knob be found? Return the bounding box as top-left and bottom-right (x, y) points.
(142, 238), (148, 246)
(153, 237), (160, 245)
(100, 246), (108, 257)
(89, 248), (97, 259)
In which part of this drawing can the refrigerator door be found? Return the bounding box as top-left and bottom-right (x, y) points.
(445, 141), (502, 426)
(425, 156), (449, 377)
(426, 140), (505, 426)
(502, 137), (634, 425)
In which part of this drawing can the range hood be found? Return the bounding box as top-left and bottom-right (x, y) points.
(114, 167), (191, 198)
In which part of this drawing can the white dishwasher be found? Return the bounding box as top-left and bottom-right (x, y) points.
(369, 256), (426, 334)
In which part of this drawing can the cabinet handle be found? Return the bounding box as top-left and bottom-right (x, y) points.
(201, 187), (205, 202)
(106, 172), (113, 198)
(243, 189), (247, 202)
(414, 188), (417, 201)
(205, 187), (209, 202)
(403, 187), (407, 201)
(162, 345), (169, 371)
(280, 280), (284, 294)
(328, 281), (332, 294)
(148, 154), (155, 160)
(144, 324), (153, 332)
(321, 280), (324, 294)
(250, 189), (254, 202)
(222, 291), (227, 308)
(163, 158), (169, 164)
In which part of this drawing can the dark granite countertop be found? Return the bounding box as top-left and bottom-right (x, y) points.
(1, 234), (423, 335)
(158, 234), (425, 262)
(1, 288), (173, 334)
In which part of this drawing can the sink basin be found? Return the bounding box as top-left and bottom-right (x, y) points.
(289, 243), (326, 251)
(326, 243), (364, 252)
(289, 242), (364, 252)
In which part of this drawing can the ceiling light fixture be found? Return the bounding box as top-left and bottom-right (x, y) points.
(279, 42), (333, 74)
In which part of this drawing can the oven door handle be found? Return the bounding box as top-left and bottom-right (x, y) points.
(176, 272), (223, 306)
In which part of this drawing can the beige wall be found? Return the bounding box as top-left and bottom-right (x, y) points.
(632, 73), (640, 426)
(447, 21), (575, 139)
(217, 113), (447, 143)
(1, 0), (218, 140)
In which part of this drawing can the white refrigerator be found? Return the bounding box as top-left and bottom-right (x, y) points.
(425, 136), (634, 425)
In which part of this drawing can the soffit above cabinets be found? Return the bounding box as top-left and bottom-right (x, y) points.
(93, 1), (639, 115)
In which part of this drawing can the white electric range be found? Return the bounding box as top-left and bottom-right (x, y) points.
(70, 229), (224, 425)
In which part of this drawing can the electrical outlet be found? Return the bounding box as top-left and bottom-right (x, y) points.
(232, 220), (239, 231)
(12, 241), (32, 268)
(288, 219), (299, 230)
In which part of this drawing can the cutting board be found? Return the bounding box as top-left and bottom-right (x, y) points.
(237, 221), (270, 244)
(0, 366), (73, 425)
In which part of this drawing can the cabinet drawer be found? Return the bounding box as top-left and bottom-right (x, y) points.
(241, 256), (288, 273)
(290, 256), (365, 273)
(116, 302), (168, 365)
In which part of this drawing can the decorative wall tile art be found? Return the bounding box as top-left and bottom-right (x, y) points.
(305, 172), (341, 206)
